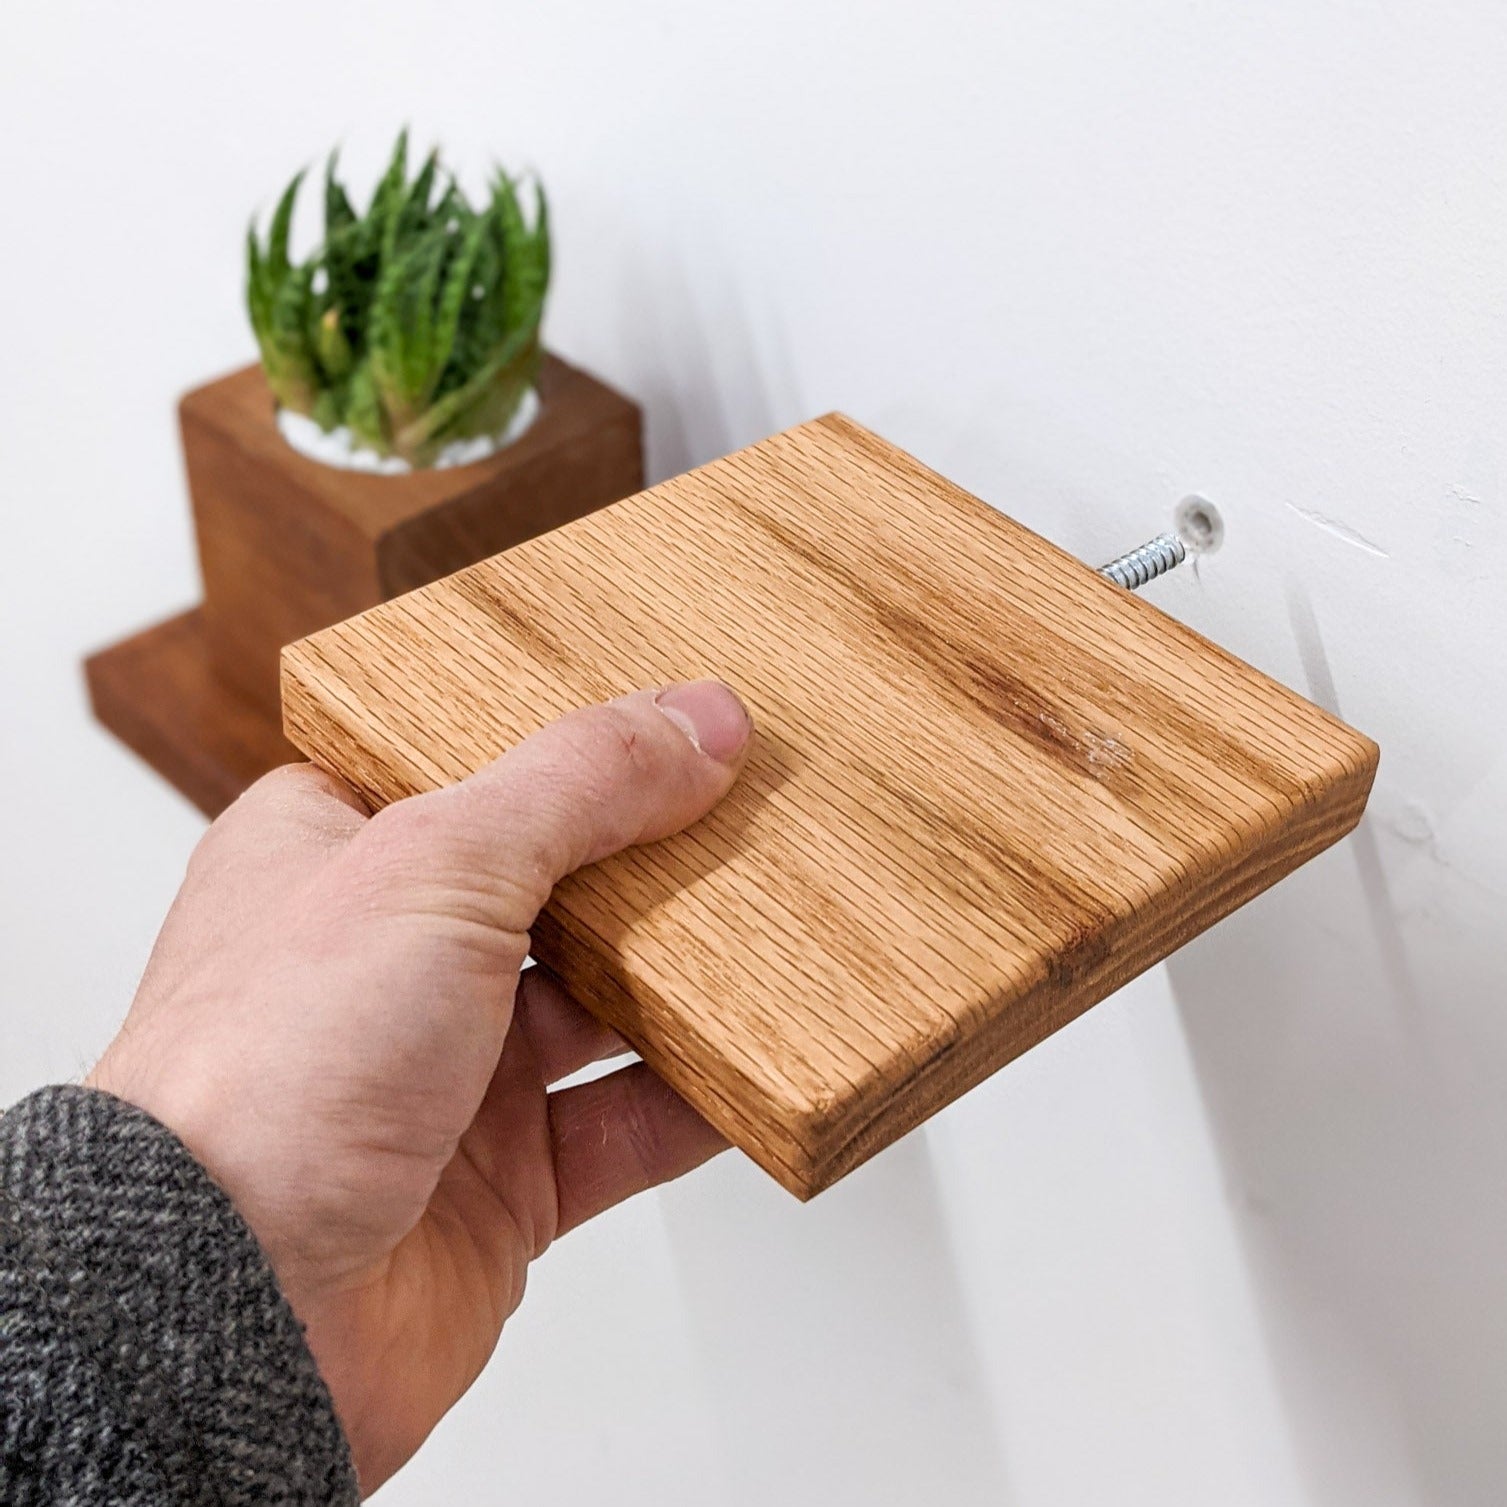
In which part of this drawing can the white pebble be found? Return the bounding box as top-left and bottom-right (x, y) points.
(275, 388), (540, 473)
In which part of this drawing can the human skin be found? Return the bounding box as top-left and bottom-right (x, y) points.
(86, 679), (753, 1492)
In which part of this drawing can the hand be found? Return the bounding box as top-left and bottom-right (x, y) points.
(86, 679), (752, 1491)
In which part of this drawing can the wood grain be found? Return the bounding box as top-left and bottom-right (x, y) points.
(281, 415), (1379, 1198)
(184, 354), (643, 716)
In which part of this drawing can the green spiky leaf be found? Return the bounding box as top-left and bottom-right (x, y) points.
(324, 151), (356, 237)
(266, 168), (306, 279)
(244, 130), (550, 465)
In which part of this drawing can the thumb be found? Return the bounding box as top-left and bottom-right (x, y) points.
(353, 678), (752, 937)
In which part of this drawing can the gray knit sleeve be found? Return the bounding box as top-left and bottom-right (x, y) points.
(0, 1085), (359, 1505)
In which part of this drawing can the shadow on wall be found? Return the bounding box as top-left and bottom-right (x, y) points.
(1169, 586), (1507, 1505)
(607, 240), (808, 487)
(658, 1133), (1015, 1507)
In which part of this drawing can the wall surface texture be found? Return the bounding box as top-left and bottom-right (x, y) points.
(2, 4), (1503, 1503)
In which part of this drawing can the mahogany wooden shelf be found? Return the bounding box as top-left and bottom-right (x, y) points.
(85, 608), (298, 817)
(284, 414), (1379, 1198)
(84, 354), (643, 817)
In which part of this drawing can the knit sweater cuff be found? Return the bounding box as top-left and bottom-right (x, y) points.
(0, 1084), (358, 1505)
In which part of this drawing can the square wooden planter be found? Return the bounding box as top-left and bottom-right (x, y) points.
(85, 353), (643, 816)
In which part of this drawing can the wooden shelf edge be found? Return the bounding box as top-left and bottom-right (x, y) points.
(84, 607), (300, 818)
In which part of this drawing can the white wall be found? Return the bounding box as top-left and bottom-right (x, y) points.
(3, 3), (1503, 1502)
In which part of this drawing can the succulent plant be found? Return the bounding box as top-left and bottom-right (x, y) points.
(245, 130), (549, 467)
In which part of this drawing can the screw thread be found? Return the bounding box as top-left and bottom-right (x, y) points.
(1098, 532), (1187, 590)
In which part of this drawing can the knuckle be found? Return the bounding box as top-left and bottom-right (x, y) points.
(275, 761), (366, 811)
(223, 762), (365, 833)
(569, 703), (657, 783)
(189, 764), (367, 879)
(620, 1072), (671, 1184)
(241, 760), (338, 809)
(256, 761), (322, 794)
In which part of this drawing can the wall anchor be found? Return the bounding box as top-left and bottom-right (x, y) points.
(1098, 496), (1224, 591)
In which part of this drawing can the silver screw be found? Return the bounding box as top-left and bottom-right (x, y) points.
(1099, 531), (1186, 590)
(1098, 495), (1223, 591)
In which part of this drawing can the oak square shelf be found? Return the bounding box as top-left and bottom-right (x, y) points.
(282, 415), (1378, 1197)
